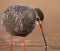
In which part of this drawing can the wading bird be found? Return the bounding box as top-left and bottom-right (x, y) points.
(1, 4), (47, 51)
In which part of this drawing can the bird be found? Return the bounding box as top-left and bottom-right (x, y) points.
(1, 4), (44, 37)
(1, 4), (47, 51)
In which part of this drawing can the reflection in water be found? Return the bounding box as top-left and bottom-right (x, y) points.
(45, 46), (48, 51)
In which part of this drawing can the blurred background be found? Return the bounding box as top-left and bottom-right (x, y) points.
(0, 0), (60, 51)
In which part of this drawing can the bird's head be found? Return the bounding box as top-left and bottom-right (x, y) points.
(34, 8), (44, 24)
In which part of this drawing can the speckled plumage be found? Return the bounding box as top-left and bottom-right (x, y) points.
(1, 4), (36, 37)
(1, 4), (44, 37)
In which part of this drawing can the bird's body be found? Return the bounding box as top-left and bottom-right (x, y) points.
(1, 5), (47, 51)
(1, 4), (36, 37)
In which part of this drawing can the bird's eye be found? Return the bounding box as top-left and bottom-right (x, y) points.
(36, 17), (40, 21)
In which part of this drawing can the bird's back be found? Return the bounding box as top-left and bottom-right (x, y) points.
(1, 4), (36, 37)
